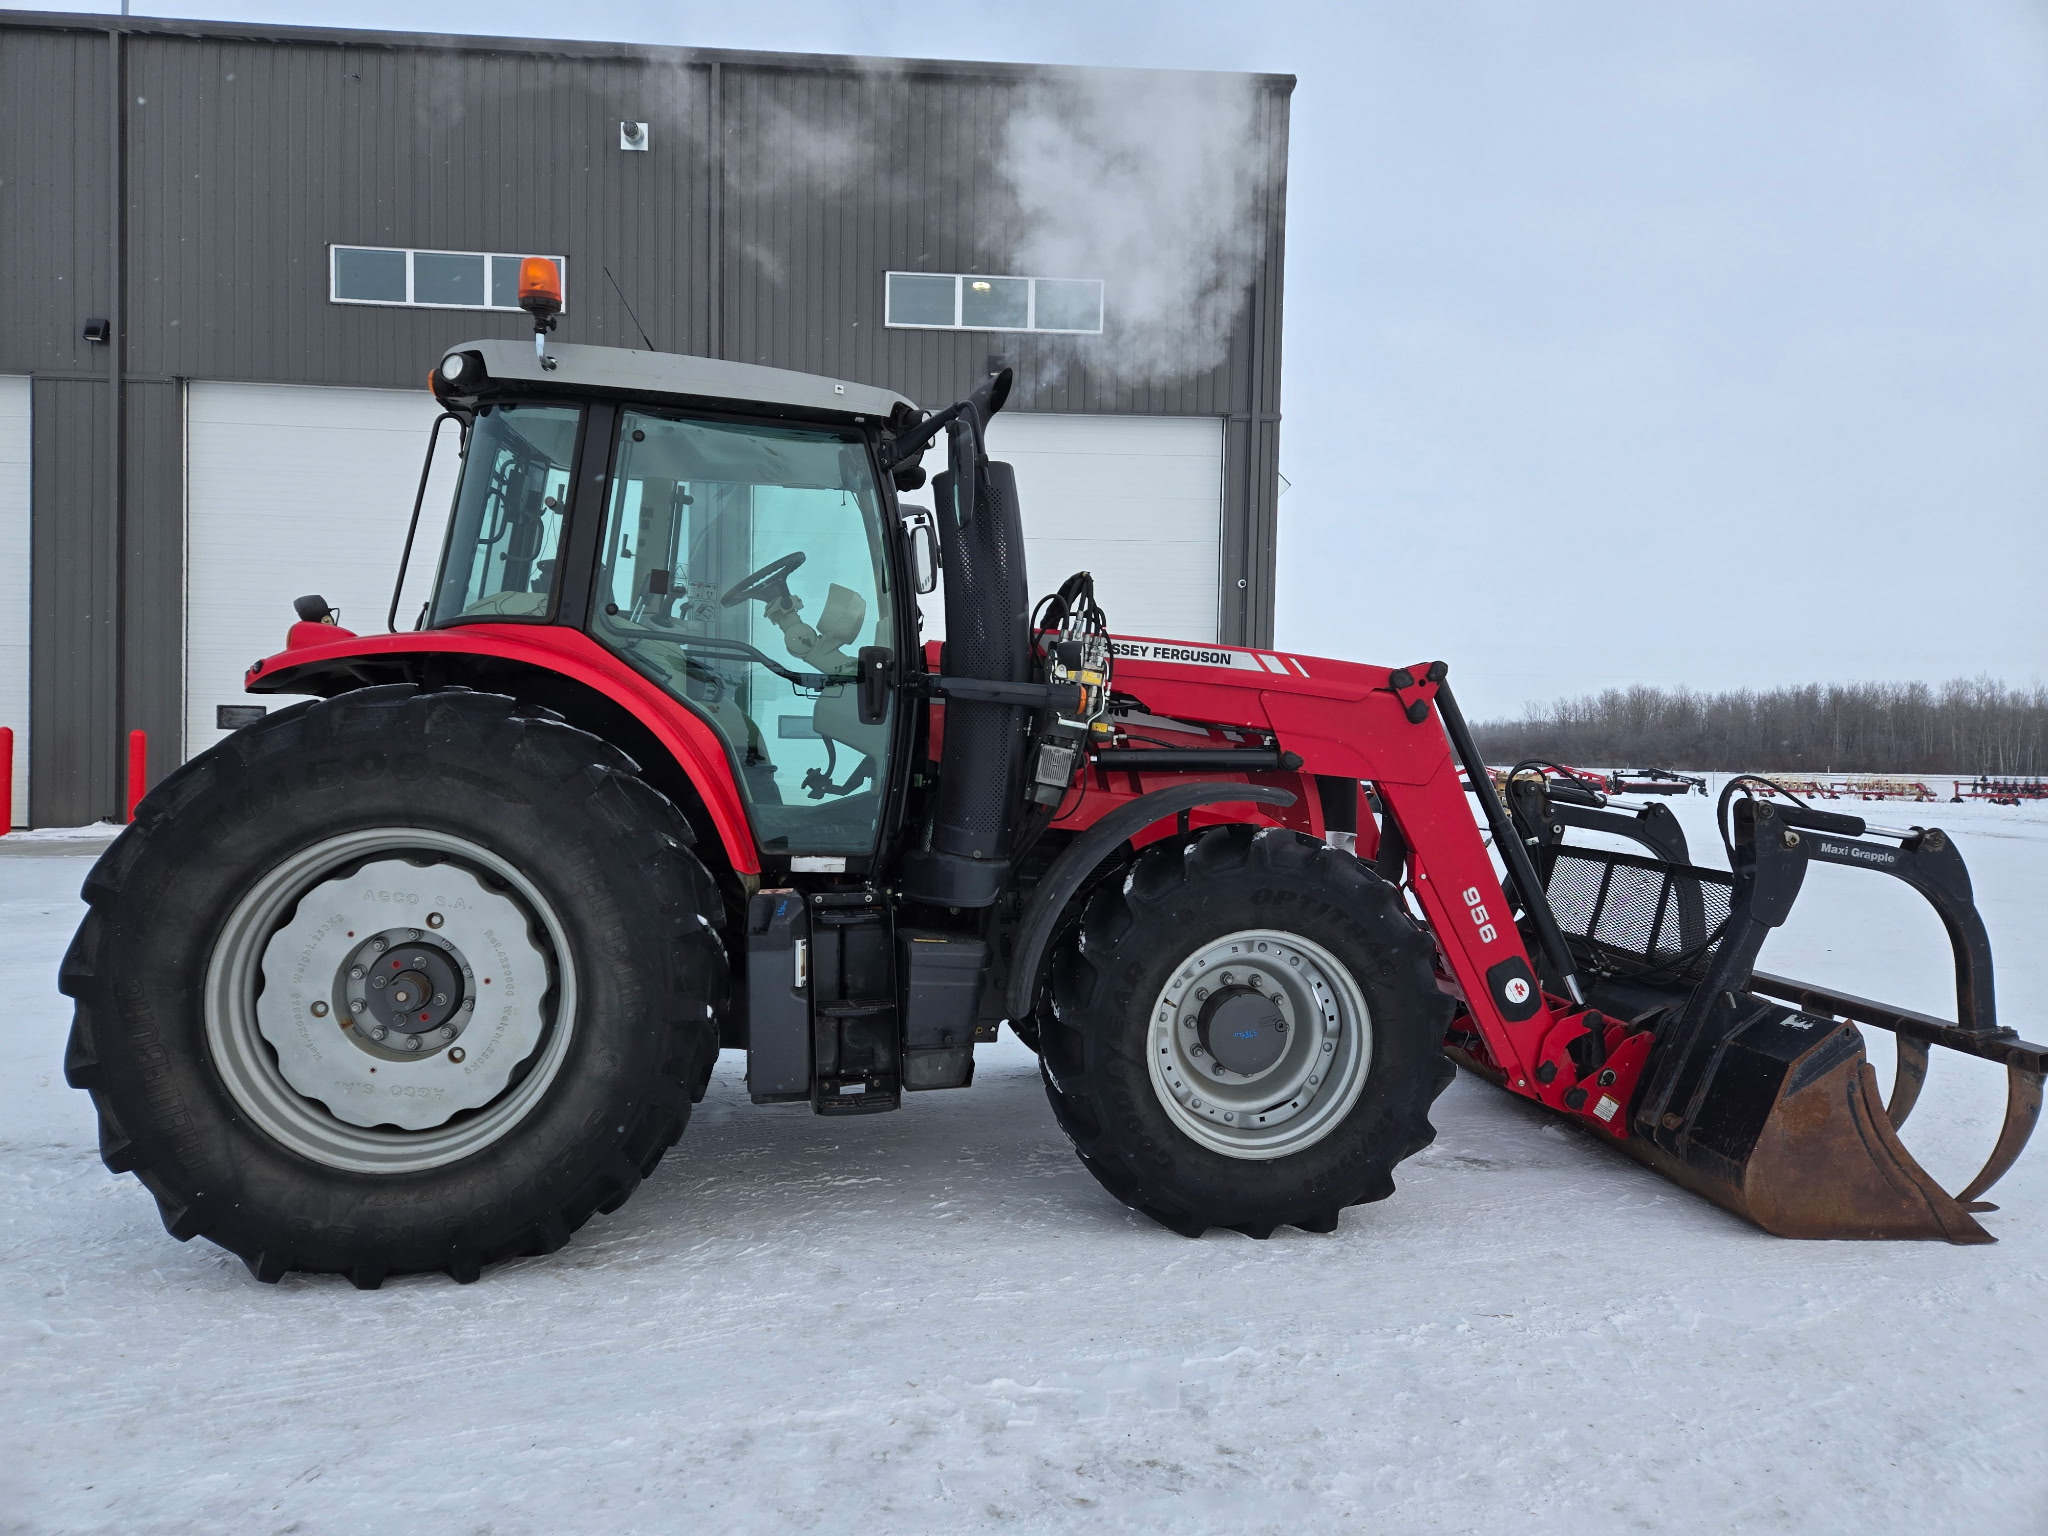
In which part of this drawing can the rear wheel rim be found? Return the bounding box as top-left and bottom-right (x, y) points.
(1145, 927), (1373, 1161)
(204, 828), (577, 1175)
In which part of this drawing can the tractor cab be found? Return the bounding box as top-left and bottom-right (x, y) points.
(420, 338), (930, 866)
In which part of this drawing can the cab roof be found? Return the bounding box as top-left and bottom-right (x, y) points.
(450, 339), (918, 424)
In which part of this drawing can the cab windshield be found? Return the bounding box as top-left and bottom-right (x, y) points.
(430, 404), (581, 625)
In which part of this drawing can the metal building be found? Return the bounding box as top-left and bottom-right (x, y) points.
(0, 10), (1291, 827)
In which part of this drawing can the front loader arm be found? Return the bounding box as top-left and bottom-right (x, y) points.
(1094, 642), (1611, 1119)
(1378, 758), (1566, 1094)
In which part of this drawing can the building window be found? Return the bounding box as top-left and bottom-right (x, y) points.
(884, 272), (1103, 334)
(330, 246), (567, 312)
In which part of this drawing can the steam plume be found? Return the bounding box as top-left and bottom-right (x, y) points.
(1000, 69), (1277, 384)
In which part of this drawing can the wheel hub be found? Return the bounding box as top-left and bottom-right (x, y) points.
(345, 930), (473, 1050)
(254, 855), (553, 1132)
(1147, 929), (1374, 1161)
(1196, 979), (1289, 1076)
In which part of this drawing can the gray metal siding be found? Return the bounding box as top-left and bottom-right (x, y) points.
(0, 12), (1290, 819)
(29, 378), (116, 824)
(124, 379), (185, 769)
(0, 29), (114, 376)
(121, 39), (720, 387)
(1223, 78), (1290, 648)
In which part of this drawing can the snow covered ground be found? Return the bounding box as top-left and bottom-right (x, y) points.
(3, 788), (2045, 1535)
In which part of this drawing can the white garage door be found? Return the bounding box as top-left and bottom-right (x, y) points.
(185, 383), (459, 761)
(916, 413), (1223, 644)
(0, 377), (27, 824)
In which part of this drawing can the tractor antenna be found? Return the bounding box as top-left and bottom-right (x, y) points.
(604, 265), (657, 352)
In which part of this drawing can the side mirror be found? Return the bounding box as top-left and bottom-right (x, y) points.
(902, 507), (940, 594)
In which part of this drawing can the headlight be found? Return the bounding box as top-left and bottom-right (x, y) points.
(440, 352), (468, 382)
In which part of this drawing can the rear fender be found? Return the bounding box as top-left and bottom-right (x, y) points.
(245, 626), (761, 876)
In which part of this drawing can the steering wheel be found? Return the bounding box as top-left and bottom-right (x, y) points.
(720, 550), (807, 608)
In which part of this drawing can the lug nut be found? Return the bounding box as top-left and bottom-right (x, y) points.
(403, 1035), (421, 1051)
(371, 938), (388, 953)
(371, 1027), (388, 1041)
(349, 965), (365, 980)
(350, 998), (366, 1014)
(439, 1026), (456, 1041)
(427, 912), (445, 929)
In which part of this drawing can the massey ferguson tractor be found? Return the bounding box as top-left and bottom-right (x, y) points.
(62, 268), (2045, 1286)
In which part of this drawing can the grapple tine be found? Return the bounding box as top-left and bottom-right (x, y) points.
(1887, 1038), (1930, 1130)
(1955, 1066), (2045, 1210)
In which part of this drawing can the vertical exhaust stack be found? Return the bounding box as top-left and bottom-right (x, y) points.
(901, 369), (1029, 908)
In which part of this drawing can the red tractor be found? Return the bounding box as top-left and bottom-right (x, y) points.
(61, 296), (2045, 1286)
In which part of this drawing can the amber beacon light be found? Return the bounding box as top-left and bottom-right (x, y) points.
(519, 258), (563, 367)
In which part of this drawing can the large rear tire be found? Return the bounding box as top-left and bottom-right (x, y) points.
(61, 685), (727, 1286)
(1039, 824), (1453, 1238)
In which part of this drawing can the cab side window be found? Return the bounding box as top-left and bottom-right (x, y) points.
(589, 412), (895, 857)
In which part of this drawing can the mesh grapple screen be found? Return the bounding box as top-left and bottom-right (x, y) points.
(1545, 847), (1733, 978)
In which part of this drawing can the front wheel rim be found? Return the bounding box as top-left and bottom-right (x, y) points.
(1145, 928), (1374, 1161)
(204, 828), (577, 1175)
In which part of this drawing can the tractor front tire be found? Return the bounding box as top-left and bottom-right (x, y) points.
(1040, 824), (1453, 1238)
(61, 685), (726, 1286)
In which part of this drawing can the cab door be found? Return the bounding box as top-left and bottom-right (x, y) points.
(587, 410), (899, 860)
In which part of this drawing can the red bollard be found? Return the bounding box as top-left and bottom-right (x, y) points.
(0, 726), (12, 834)
(126, 729), (147, 823)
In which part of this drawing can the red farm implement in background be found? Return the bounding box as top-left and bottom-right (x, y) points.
(1953, 776), (2048, 806)
(1608, 768), (1707, 796)
(1746, 775), (1937, 803)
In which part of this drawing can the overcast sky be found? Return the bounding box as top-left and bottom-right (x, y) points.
(25, 0), (2048, 717)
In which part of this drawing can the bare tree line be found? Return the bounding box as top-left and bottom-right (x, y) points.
(1473, 678), (2048, 775)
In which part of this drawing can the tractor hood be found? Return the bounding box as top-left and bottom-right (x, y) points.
(436, 339), (917, 424)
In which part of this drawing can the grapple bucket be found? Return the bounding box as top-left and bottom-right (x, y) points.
(1500, 777), (2046, 1243)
